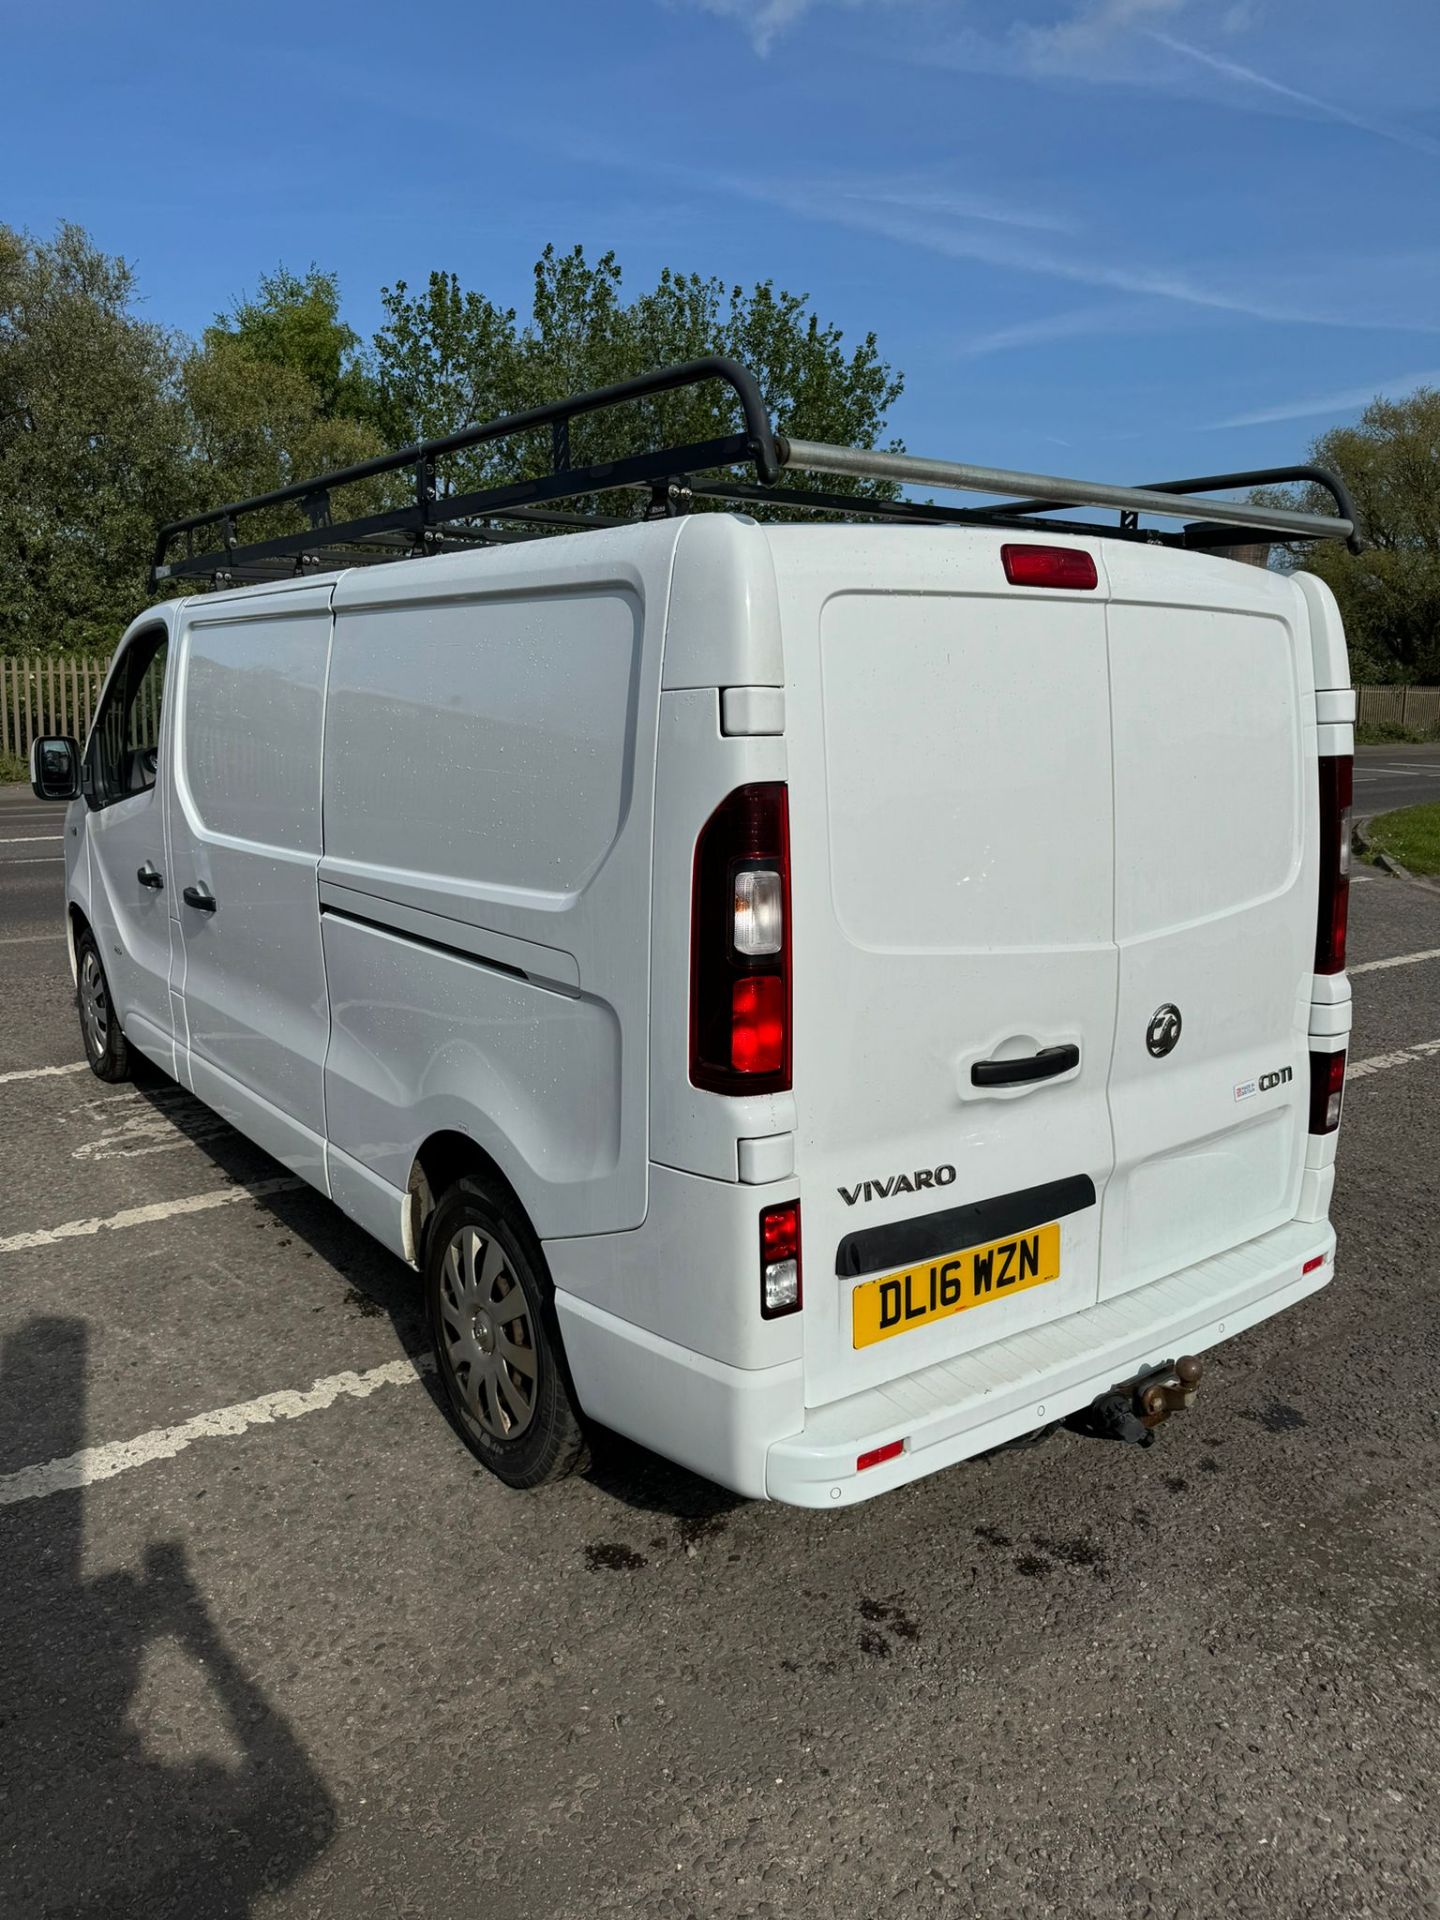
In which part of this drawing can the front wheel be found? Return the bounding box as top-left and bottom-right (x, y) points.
(424, 1178), (586, 1490)
(75, 929), (131, 1083)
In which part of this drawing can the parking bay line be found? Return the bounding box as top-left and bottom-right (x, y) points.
(1348, 1037), (1440, 1080)
(0, 1355), (435, 1508)
(0, 1060), (87, 1086)
(0, 835), (63, 844)
(1350, 947), (1440, 976)
(0, 1175), (306, 1254)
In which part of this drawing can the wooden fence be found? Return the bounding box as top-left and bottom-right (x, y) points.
(1355, 685), (1440, 733)
(1, 656), (111, 761)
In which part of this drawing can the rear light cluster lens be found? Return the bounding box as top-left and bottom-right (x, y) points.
(690, 783), (791, 1094)
(1309, 1049), (1346, 1134)
(1315, 754), (1353, 974)
(760, 1200), (801, 1318)
(1001, 544), (1098, 590)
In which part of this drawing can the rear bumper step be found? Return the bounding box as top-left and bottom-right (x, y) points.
(766, 1217), (1335, 1507)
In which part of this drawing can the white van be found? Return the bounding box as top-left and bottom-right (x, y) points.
(29, 360), (1360, 1505)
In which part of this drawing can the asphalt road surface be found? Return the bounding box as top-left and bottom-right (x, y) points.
(2, 771), (1438, 1920)
(1352, 742), (1440, 819)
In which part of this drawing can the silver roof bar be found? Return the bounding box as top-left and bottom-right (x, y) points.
(776, 438), (1359, 550)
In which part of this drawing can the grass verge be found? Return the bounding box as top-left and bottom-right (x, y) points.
(0, 751), (26, 785)
(1364, 802), (1440, 876)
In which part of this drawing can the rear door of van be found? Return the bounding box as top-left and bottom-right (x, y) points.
(774, 529), (1121, 1410)
(1097, 547), (1317, 1299)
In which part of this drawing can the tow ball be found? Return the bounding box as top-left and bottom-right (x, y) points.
(1065, 1355), (1203, 1448)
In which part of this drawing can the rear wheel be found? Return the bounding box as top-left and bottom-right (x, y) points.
(424, 1178), (585, 1489)
(75, 929), (131, 1083)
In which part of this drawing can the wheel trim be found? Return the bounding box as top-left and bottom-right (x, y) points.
(79, 950), (109, 1060)
(438, 1224), (538, 1443)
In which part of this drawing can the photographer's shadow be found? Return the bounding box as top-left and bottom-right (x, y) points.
(0, 1317), (336, 1920)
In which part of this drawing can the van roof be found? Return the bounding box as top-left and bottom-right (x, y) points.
(152, 357), (1362, 594)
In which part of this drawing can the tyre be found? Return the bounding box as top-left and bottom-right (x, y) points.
(424, 1177), (586, 1489)
(75, 928), (132, 1083)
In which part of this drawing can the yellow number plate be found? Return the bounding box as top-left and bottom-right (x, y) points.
(851, 1223), (1061, 1348)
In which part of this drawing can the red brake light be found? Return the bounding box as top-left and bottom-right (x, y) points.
(1001, 544), (1098, 590)
(857, 1439), (904, 1472)
(1309, 1049), (1346, 1134)
(1315, 754), (1352, 974)
(690, 783), (791, 1094)
(759, 1200), (801, 1318)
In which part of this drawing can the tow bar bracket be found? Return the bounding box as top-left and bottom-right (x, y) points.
(1066, 1354), (1203, 1447)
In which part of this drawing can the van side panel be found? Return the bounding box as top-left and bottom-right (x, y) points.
(319, 536), (679, 1240)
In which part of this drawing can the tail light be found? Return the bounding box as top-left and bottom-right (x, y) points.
(1309, 1048), (1346, 1134)
(690, 783), (791, 1094)
(760, 1200), (802, 1318)
(1315, 754), (1352, 973)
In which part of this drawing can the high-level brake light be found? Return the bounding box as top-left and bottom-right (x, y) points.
(690, 783), (791, 1094)
(1001, 544), (1098, 590)
(1315, 754), (1353, 974)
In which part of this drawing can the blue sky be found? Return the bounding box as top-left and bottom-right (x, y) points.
(5, 0), (1438, 486)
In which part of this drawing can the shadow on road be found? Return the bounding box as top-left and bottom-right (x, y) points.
(0, 1317), (336, 1920)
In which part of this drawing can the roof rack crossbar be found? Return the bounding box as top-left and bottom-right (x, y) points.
(994, 463), (1362, 553)
(774, 439), (1359, 550)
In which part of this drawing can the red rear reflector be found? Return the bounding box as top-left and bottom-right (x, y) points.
(1302, 1254), (1326, 1275)
(1315, 755), (1353, 974)
(1001, 544), (1098, 590)
(1309, 1049), (1346, 1134)
(731, 973), (786, 1073)
(857, 1439), (904, 1472)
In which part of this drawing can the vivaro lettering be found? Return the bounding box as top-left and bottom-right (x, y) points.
(839, 1164), (956, 1207)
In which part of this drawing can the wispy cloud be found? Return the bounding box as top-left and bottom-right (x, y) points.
(714, 169), (1440, 335)
(1207, 370), (1440, 429)
(954, 299), (1172, 356)
(1148, 32), (1440, 161)
(1020, 0), (1185, 72)
(670, 0), (919, 56)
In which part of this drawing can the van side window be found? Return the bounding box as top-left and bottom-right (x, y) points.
(90, 631), (168, 808)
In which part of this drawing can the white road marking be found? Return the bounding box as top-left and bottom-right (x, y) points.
(0, 834), (63, 843)
(0, 1060), (87, 1085)
(0, 856), (65, 864)
(0, 1355), (435, 1508)
(1351, 947), (1440, 975)
(0, 931), (65, 945)
(1348, 1038), (1440, 1081)
(0, 1175), (305, 1254)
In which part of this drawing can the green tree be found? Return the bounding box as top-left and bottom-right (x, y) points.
(0, 223), (191, 654)
(1267, 388), (1440, 683)
(372, 243), (903, 506)
(204, 266), (379, 426)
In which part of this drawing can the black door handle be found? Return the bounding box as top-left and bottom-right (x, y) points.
(182, 884), (217, 914)
(136, 862), (164, 891)
(971, 1043), (1080, 1088)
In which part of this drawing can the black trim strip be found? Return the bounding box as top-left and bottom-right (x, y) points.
(320, 906), (529, 984)
(835, 1174), (1097, 1279)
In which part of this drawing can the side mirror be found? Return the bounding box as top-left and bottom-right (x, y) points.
(29, 735), (82, 802)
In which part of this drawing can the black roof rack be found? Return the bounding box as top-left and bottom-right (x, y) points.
(151, 357), (1363, 589)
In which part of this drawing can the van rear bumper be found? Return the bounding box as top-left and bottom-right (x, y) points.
(766, 1217), (1336, 1508)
